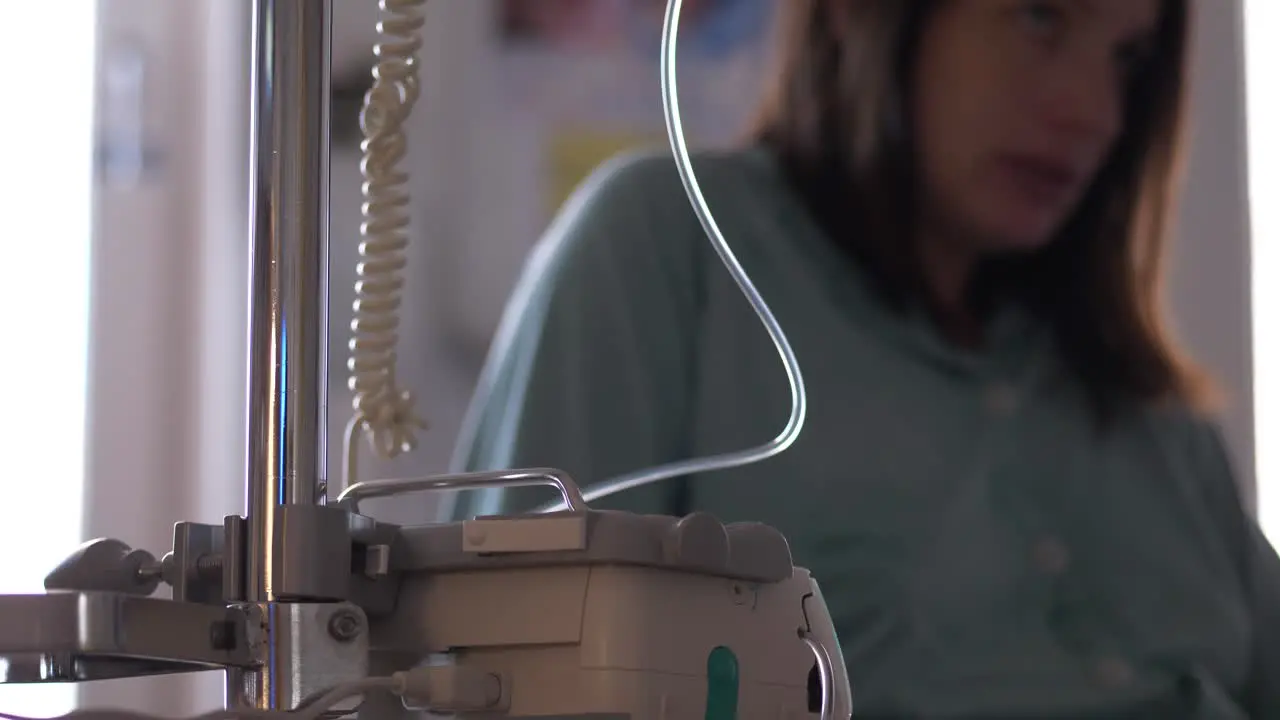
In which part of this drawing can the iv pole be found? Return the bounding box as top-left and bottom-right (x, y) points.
(235, 0), (332, 709)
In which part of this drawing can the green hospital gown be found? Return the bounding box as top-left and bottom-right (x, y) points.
(450, 146), (1280, 718)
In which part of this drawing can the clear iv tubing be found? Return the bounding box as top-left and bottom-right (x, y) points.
(536, 0), (808, 509)
(342, 0), (429, 490)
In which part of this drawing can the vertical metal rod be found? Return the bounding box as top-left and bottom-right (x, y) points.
(244, 0), (332, 605)
(232, 0), (331, 712)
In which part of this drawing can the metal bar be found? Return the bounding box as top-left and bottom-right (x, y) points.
(243, 0), (332, 604)
(0, 593), (258, 680)
(336, 469), (589, 514)
(233, 0), (332, 711)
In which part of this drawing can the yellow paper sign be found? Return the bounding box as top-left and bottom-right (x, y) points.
(545, 129), (665, 213)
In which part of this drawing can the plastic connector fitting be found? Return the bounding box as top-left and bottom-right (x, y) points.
(390, 665), (504, 713)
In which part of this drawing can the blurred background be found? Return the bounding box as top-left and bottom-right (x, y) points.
(0, 0), (1271, 716)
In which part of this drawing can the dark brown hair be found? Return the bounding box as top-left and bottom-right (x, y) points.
(747, 0), (1210, 414)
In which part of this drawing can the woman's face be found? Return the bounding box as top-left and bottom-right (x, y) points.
(911, 0), (1161, 255)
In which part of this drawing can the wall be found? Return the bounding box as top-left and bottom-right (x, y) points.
(1167, 0), (1255, 505)
(80, 0), (248, 712)
(1246, 0), (1280, 531)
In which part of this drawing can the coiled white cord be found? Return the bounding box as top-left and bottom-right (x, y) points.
(536, 0), (807, 510)
(343, 0), (430, 490)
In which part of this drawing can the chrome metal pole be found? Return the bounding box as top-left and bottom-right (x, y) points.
(234, 0), (331, 710)
(244, 0), (332, 603)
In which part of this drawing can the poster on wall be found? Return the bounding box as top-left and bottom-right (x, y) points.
(491, 0), (775, 215)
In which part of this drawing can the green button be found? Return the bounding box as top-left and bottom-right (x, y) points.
(705, 645), (740, 720)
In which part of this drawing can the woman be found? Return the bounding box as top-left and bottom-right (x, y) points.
(453, 0), (1280, 716)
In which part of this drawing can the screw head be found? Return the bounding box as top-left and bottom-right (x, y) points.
(327, 610), (362, 642)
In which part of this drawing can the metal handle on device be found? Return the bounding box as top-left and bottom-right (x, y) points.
(336, 469), (588, 514)
(802, 631), (836, 720)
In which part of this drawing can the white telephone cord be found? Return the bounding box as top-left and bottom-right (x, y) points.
(343, 0), (430, 490)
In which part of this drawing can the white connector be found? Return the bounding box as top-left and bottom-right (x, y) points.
(390, 665), (505, 714)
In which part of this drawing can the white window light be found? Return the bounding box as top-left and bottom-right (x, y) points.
(0, 3), (96, 715)
(1248, 0), (1280, 534)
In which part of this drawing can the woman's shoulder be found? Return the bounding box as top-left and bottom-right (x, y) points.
(565, 144), (783, 242)
(580, 143), (781, 208)
(533, 144), (784, 289)
(1136, 402), (1233, 469)
(1128, 401), (1247, 515)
